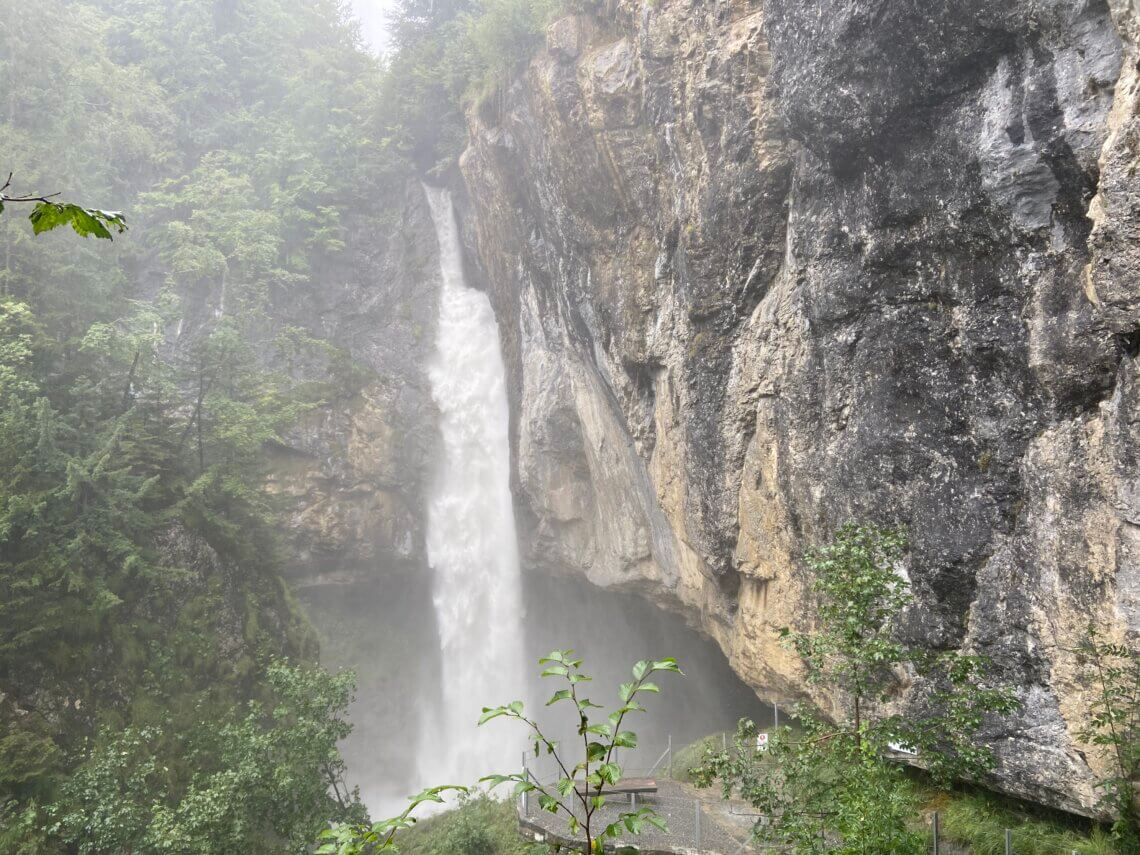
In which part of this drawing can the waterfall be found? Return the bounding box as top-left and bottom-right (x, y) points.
(418, 185), (526, 789)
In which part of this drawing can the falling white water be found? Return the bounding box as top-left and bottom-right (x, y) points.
(418, 185), (526, 788)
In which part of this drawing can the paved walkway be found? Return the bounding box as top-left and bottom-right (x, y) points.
(519, 780), (757, 853)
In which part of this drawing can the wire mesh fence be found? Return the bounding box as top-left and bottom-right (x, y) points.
(518, 779), (748, 853)
(513, 738), (1096, 854)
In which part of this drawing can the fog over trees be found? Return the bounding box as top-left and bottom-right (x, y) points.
(1, 0), (1137, 853)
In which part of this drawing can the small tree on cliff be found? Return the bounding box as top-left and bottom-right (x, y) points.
(1074, 625), (1140, 848)
(478, 650), (682, 854)
(319, 650), (682, 854)
(695, 524), (1021, 853)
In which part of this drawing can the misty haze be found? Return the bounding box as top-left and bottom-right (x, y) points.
(0, 0), (1137, 853)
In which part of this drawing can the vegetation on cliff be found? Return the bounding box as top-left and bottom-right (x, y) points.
(0, 0), (582, 845)
(696, 525), (1022, 852)
(380, 0), (567, 173)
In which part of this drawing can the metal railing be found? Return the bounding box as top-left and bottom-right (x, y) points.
(514, 729), (1090, 854)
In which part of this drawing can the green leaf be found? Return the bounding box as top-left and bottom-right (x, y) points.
(28, 202), (127, 240)
(547, 688), (573, 706)
(646, 813), (668, 832)
(478, 774), (514, 788)
(613, 730), (638, 748)
(478, 707), (507, 725)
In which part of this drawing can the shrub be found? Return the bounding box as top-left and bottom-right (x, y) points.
(398, 792), (549, 854)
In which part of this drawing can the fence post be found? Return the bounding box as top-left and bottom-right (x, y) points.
(774, 703), (779, 729)
(521, 751), (528, 817)
(694, 799), (701, 849)
(667, 734), (673, 779)
(722, 732), (727, 751)
(932, 810), (939, 855)
(1005, 828), (1012, 855)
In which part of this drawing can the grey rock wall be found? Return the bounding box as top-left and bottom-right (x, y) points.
(457, 0), (1140, 815)
(266, 180), (445, 797)
(269, 181), (441, 588)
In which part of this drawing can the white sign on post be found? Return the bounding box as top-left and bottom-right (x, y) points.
(755, 732), (769, 752)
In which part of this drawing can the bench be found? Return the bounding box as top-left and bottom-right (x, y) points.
(575, 778), (658, 807)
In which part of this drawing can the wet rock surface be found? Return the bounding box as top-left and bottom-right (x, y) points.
(456, 0), (1140, 815)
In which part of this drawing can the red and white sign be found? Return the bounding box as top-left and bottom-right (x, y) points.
(755, 733), (770, 752)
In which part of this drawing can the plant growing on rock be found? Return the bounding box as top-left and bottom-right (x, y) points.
(479, 650), (682, 854)
(1074, 624), (1140, 848)
(695, 523), (1021, 853)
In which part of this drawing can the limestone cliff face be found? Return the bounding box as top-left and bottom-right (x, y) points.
(269, 183), (441, 588)
(264, 182), (445, 791)
(457, 0), (1140, 814)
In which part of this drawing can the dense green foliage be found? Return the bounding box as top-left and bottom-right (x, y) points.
(44, 660), (362, 854)
(695, 524), (1021, 853)
(931, 786), (1119, 855)
(680, 733), (1124, 854)
(397, 792), (550, 855)
(319, 791), (550, 855)
(380, 0), (565, 173)
(0, 0), (588, 846)
(0, 0), (390, 847)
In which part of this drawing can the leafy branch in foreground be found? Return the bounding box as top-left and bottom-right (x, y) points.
(317, 785), (469, 854)
(1074, 624), (1140, 847)
(695, 523), (1020, 853)
(479, 651), (682, 854)
(1, 172), (126, 239)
